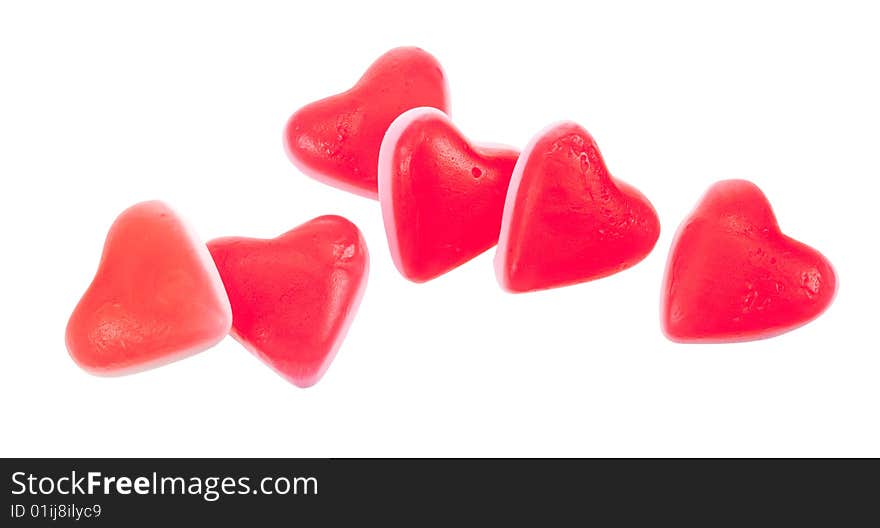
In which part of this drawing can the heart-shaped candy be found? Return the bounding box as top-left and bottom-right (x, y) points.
(284, 47), (450, 199)
(66, 201), (232, 375)
(661, 179), (836, 342)
(379, 107), (519, 282)
(495, 122), (661, 292)
(208, 216), (369, 387)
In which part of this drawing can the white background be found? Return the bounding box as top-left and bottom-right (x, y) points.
(1, 1), (878, 457)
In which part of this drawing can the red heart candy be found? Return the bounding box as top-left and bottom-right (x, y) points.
(379, 107), (519, 282)
(661, 179), (836, 342)
(495, 122), (660, 292)
(284, 47), (450, 199)
(207, 216), (369, 387)
(66, 201), (232, 375)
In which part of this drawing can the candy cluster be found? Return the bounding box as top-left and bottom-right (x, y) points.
(66, 47), (837, 387)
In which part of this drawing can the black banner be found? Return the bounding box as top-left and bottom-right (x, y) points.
(2, 459), (877, 524)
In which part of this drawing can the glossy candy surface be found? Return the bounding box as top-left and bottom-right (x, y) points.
(208, 216), (369, 387)
(661, 179), (836, 342)
(66, 201), (232, 374)
(284, 47), (450, 199)
(495, 122), (660, 292)
(379, 107), (519, 282)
